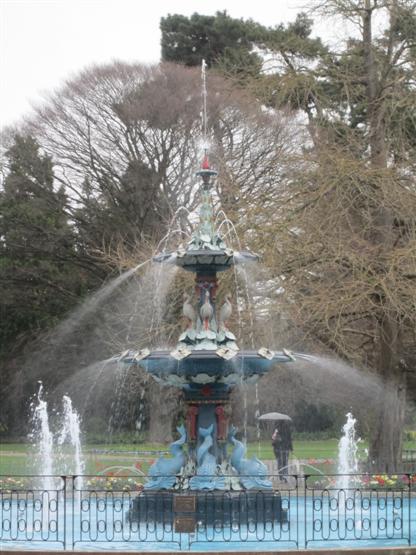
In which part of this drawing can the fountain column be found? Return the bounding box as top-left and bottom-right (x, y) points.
(184, 387), (231, 464)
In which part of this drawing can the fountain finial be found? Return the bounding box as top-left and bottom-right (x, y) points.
(196, 153), (217, 186)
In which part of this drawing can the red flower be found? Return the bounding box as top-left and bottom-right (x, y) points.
(135, 462), (142, 470)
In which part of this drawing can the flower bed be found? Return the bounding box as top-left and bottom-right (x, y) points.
(84, 475), (145, 492)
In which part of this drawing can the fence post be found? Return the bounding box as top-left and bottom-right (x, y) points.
(63, 475), (75, 550)
(62, 476), (66, 550)
(71, 475), (75, 550)
(303, 474), (308, 549)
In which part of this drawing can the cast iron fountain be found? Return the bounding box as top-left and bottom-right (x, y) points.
(116, 153), (296, 530)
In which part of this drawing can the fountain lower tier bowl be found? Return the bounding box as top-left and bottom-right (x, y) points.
(127, 490), (287, 527)
(121, 350), (293, 388)
(153, 249), (258, 273)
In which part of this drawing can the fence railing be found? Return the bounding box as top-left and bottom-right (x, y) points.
(0, 473), (414, 551)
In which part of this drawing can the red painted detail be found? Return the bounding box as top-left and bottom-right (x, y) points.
(201, 385), (213, 397)
(215, 405), (228, 440)
(186, 405), (199, 440)
(202, 155), (210, 170)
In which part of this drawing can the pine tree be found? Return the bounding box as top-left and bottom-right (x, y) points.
(160, 11), (262, 76)
(74, 159), (168, 252)
(0, 135), (82, 349)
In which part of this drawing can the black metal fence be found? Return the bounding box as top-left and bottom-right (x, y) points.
(0, 473), (414, 551)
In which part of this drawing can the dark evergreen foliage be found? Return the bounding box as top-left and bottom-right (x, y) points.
(160, 11), (262, 75)
(0, 135), (84, 349)
(74, 159), (168, 252)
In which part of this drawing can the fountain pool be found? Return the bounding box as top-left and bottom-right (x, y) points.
(1, 474), (414, 551)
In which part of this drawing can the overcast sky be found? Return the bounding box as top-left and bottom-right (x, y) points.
(1, 0), (335, 128)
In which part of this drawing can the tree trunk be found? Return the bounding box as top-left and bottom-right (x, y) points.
(363, 1), (406, 471)
(370, 316), (406, 472)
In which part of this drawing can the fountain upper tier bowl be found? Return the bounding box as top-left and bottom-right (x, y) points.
(119, 349), (294, 387)
(153, 249), (259, 273)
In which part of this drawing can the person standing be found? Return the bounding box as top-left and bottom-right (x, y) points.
(272, 427), (283, 474)
(272, 423), (293, 477)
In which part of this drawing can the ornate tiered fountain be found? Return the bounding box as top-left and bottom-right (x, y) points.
(122, 154), (295, 528)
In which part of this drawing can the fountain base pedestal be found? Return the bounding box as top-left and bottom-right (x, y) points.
(127, 490), (287, 528)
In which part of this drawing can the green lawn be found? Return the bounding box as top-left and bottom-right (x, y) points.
(1, 439), (415, 476)
(248, 439), (342, 460)
(0, 441), (167, 475)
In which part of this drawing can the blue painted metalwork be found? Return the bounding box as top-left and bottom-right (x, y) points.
(228, 425), (273, 490)
(120, 349), (294, 386)
(189, 425), (226, 490)
(144, 425), (187, 490)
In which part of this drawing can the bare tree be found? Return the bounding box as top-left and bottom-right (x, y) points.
(242, 0), (416, 471)
(1, 62), (297, 441)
